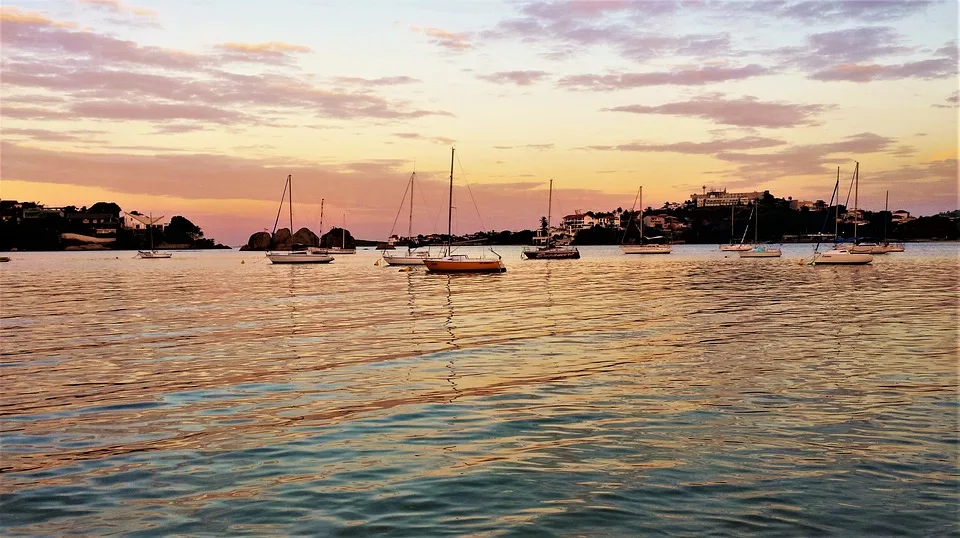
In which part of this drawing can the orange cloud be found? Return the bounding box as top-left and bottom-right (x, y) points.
(412, 26), (471, 50)
(0, 6), (77, 27)
(217, 41), (312, 54)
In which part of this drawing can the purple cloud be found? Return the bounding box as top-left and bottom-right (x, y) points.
(604, 95), (833, 128)
(477, 70), (550, 86)
(586, 136), (787, 154)
(558, 64), (769, 90)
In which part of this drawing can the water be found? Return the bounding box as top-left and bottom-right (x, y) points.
(1, 244), (957, 536)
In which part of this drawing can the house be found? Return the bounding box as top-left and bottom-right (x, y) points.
(643, 214), (686, 231)
(690, 188), (764, 207)
(561, 212), (596, 231)
(122, 212), (165, 230)
(892, 210), (915, 224)
(65, 213), (120, 236)
(789, 199), (815, 210)
(594, 212), (618, 228)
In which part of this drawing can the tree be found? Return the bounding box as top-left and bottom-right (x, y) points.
(165, 215), (203, 243)
(89, 202), (122, 216)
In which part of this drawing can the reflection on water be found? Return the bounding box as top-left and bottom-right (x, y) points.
(1, 245), (957, 536)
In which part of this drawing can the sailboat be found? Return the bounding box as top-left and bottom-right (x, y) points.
(137, 213), (172, 258)
(522, 179), (580, 259)
(811, 165), (873, 265)
(384, 171), (431, 265)
(266, 174), (334, 264)
(620, 186), (671, 254)
(739, 203), (781, 258)
(720, 205), (752, 251)
(880, 190), (905, 253)
(847, 163), (887, 255)
(423, 147), (507, 273)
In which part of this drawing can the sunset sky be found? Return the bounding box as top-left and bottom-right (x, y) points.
(1, 0), (957, 244)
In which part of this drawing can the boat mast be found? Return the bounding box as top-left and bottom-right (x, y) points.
(639, 186), (644, 243)
(731, 205), (735, 244)
(547, 178), (553, 245)
(754, 201), (759, 243)
(834, 167), (840, 242)
(287, 175), (293, 233)
(408, 172), (415, 252)
(446, 147), (455, 256)
(342, 214), (346, 249)
(319, 199), (324, 235)
(884, 190), (889, 242)
(149, 212), (154, 250)
(853, 162), (859, 242)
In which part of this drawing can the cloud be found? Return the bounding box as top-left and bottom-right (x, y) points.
(933, 90), (959, 108)
(492, 144), (555, 150)
(151, 124), (208, 134)
(332, 76), (421, 86)
(2, 128), (107, 143)
(585, 136), (787, 154)
(79, 0), (158, 18)
(558, 64), (770, 90)
(777, 0), (935, 22)
(391, 133), (456, 145)
(412, 26), (471, 50)
(1, 6), (77, 27)
(0, 13), (451, 127)
(604, 95), (832, 128)
(810, 57), (957, 82)
(216, 41), (312, 64)
(713, 132), (897, 179)
(477, 70), (550, 86)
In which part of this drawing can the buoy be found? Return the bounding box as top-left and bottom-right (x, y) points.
(241, 260), (245, 264)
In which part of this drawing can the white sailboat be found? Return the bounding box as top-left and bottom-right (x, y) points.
(384, 171), (430, 265)
(136, 213), (172, 259)
(739, 203), (781, 258)
(326, 214), (357, 255)
(423, 147), (506, 273)
(880, 190), (905, 253)
(522, 179), (580, 259)
(720, 205), (752, 251)
(266, 174), (334, 264)
(847, 163), (887, 255)
(620, 186), (671, 254)
(811, 165), (873, 265)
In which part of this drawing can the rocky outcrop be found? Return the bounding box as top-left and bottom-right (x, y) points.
(320, 227), (356, 249)
(240, 227), (322, 251)
(240, 231), (272, 251)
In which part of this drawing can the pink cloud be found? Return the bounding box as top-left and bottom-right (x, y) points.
(392, 133), (456, 145)
(151, 124), (208, 134)
(477, 70), (550, 86)
(604, 95), (832, 128)
(0, 14), (451, 125)
(332, 76), (421, 86)
(412, 26), (471, 51)
(558, 64), (769, 90)
(2, 128), (107, 143)
(215, 41), (312, 64)
(810, 57), (956, 82)
(79, 0), (158, 18)
(585, 136), (787, 154)
(0, 141), (637, 243)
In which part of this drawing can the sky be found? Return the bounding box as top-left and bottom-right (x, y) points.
(1, 0), (957, 245)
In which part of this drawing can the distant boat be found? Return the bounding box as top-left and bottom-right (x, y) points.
(810, 165), (872, 265)
(0, 256), (10, 263)
(739, 203), (781, 258)
(137, 212), (172, 259)
(266, 175), (334, 264)
(846, 163), (887, 255)
(522, 179), (580, 260)
(424, 147), (506, 273)
(384, 171), (431, 266)
(720, 205), (752, 251)
(620, 185), (671, 254)
(880, 190), (905, 253)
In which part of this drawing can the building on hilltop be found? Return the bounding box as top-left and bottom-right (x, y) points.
(561, 211), (595, 231)
(892, 210), (915, 224)
(789, 199), (815, 211)
(690, 188), (764, 207)
(122, 212), (165, 231)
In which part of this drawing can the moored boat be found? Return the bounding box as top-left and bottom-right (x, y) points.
(424, 147), (506, 274)
(740, 245), (782, 258)
(812, 248), (873, 265)
(620, 185), (672, 255)
(522, 179), (580, 260)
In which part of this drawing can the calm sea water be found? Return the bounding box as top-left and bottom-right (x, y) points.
(1, 244), (957, 536)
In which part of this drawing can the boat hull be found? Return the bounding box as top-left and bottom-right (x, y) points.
(882, 244), (905, 253)
(267, 253), (334, 264)
(739, 249), (782, 258)
(323, 248), (356, 255)
(849, 244), (888, 255)
(424, 258), (506, 273)
(383, 255), (427, 265)
(720, 244), (753, 251)
(812, 250), (873, 265)
(620, 245), (672, 254)
(521, 247), (580, 259)
(137, 251), (172, 259)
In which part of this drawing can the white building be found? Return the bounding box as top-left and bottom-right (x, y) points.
(691, 189), (764, 207)
(561, 212), (596, 231)
(122, 212), (165, 230)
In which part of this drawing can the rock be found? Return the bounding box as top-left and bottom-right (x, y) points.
(320, 227), (356, 249)
(272, 228), (292, 248)
(244, 231), (272, 251)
